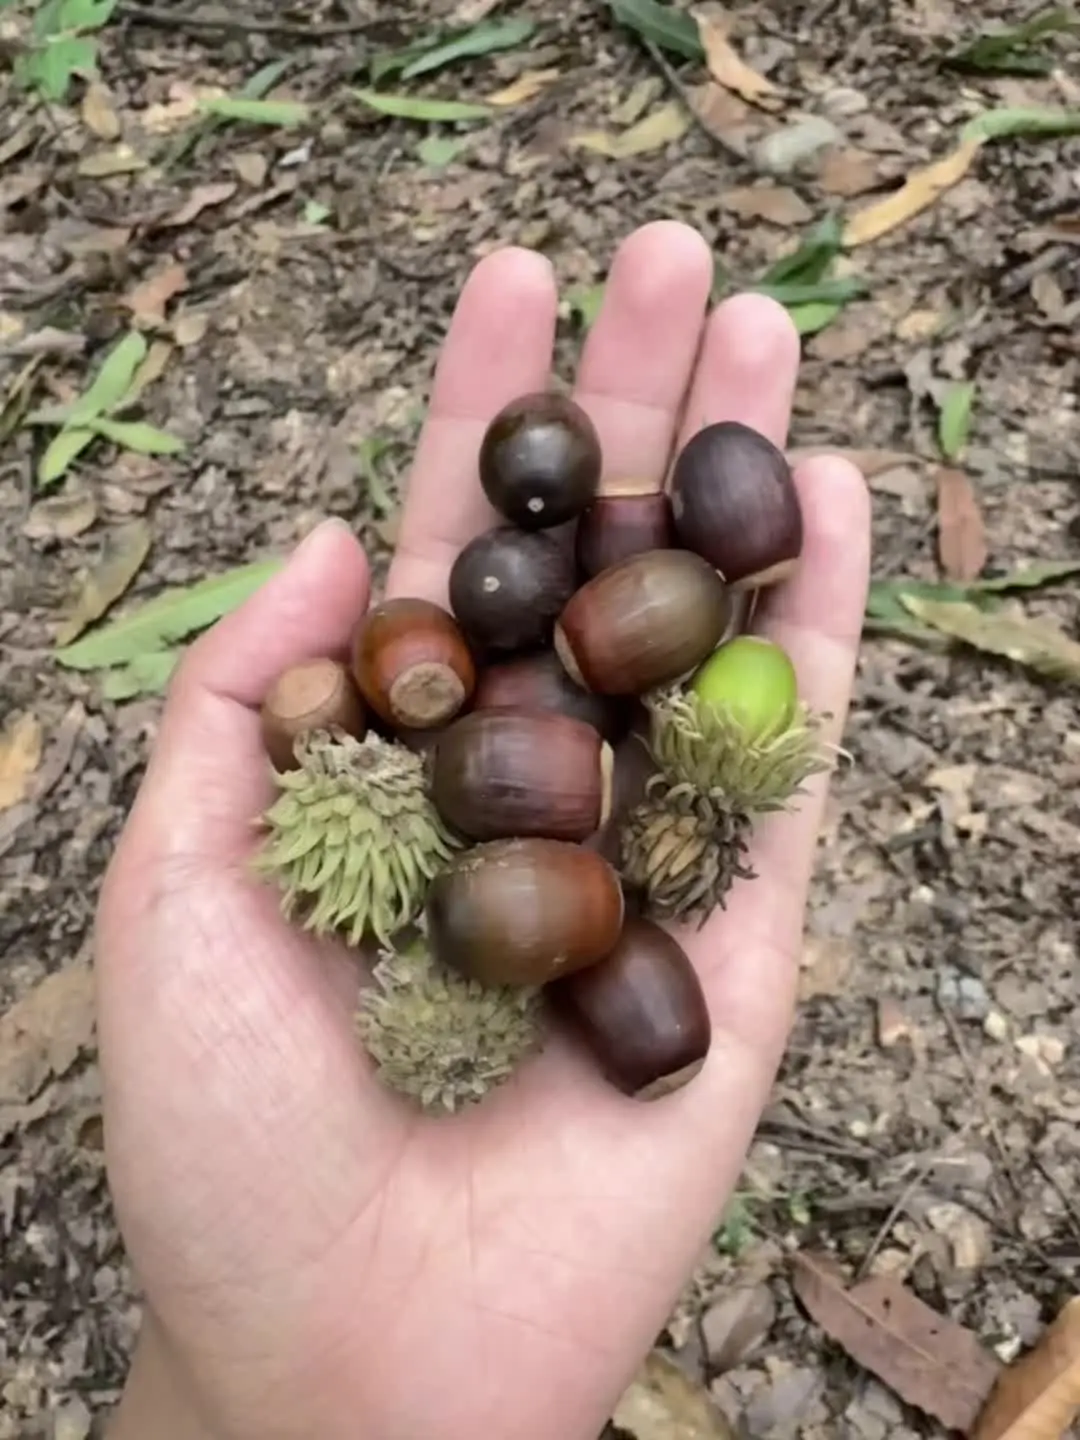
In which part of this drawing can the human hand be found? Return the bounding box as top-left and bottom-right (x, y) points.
(98, 220), (870, 1440)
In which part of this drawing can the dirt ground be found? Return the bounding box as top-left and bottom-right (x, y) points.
(2, 1), (1079, 1436)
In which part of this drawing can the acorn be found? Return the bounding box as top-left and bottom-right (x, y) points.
(574, 479), (675, 580)
(449, 525), (577, 653)
(427, 837), (625, 987)
(669, 421), (803, 589)
(352, 597), (476, 731)
(479, 391), (602, 530)
(259, 658), (366, 771)
(471, 648), (634, 744)
(430, 708), (614, 844)
(549, 917), (711, 1100)
(554, 548), (731, 696)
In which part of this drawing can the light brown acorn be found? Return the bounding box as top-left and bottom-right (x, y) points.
(352, 597), (476, 731)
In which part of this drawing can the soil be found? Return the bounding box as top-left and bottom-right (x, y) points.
(1, 1), (1079, 1437)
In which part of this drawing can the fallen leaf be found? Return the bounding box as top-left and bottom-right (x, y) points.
(607, 0), (705, 61)
(613, 1349), (737, 1439)
(56, 519), (154, 647)
(569, 101), (691, 158)
(352, 89), (493, 123)
(77, 144), (147, 177)
(936, 467), (987, 581)
(0, 959), (95, 1107)
(81, 81), (121, 141)
(819, 147), (882, 196)
(963, 104), (1080, 143)
(0, 714), (43, 812)
(721, 183), (811, 224)
(901, 597), (1080, 682)
(231, 151), (269, 187)
(972, 1296), (1080, 1440)
(693, 8), (784, 110)
(792, 1253), (1000, 1431)
(896, 307), (948, 341)
(22, 488), (98, 541)
(162, 181), (238, 227)
(129, 338), (175, 398)
(701, 1284), (777, 1372)
(196, 96), (311, 127)
(172, 311), (209, 347)
(844, 138), (983, 246)
(38, 427), (97, 488)
(124, 263), (188, 327)
(100, 648), (180, 701)
(487, 67), (561, 106)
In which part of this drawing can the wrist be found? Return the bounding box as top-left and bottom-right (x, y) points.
(108, 1314), (216, 1440)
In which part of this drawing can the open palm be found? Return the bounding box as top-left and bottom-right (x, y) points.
(96, 221), (870, 1440)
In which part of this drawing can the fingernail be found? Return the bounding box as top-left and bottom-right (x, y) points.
(291, 516), (355, 562)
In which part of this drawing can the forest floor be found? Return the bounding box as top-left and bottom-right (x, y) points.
(1, 1), (1079, 1437)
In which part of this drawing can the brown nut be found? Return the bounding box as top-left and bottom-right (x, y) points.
(479, 391), (602, 531)
(575, 488), (675, 579)
(554, 548), (731, 695)
(449, 525), (577, 653)
(430, 707), (613, 843)
(259, 658), (366, 771)
(471, 649), (634, 743)
(352, 597), (475, 731)
(426, 837), (625, 987)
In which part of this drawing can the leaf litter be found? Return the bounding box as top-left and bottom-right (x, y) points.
(972, 1296), (1080, 1440)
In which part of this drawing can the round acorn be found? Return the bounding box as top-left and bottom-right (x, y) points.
(554, 548), (731, 696)
(449, 525), (577, 653)
(426, 837), (625, 987)
(575, 480), (675, 579)
(690, 635), (797, 743)
(259, 658), (366, 771)
(471, 648), (634, 744)
(352, 597), (476, 731)
(548, 916), (711, 1101)
(429, 707), (614, 844)
(479, 391), (602, 530)
(669, 421), (803, 588)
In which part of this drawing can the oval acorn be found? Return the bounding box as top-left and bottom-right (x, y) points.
(554, 548), (731, 696)
(259, 658), (366, 771)
(449, 525), (577, 653)
(669, 420), (803, 589)
(471, 649), (633, 743)
(479, 391), (602, 530)
(426, 837), (625, 987)
(548, 916), (710, 1100)
(690, 635), (798, 744)
(430, 708), (614, 843)
(575, 482), (675, 579)
(352, 597), (476, 731)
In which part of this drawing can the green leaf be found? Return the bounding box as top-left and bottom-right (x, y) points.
(900, 595), (1080, 683)
(100, 648), (181, 700)
(973, 559), (1080, 593)
(32, 0), (66, 40)
(165, 58), (292, 166)
(786, 300), (844, 336)
(67, 332), (147, 426)
(38, 426), (96, 487)
(25, 403), (76, 427)
(962, 105), (1080, 142)
(196, 96), (311, 127)
(55, 558), (283, 670)
(760, 213), (845, 287)
(564, 281), (607, 330)
(754, 276), (867, 306)
(355, 436), (396, 516)
(33, 33), (98, 100)
(943, 8), (1077, 75)
(89, 417), (187, 455)
(58, 0), (118, 30)
(416, 134), (470, 167)
(605, 0), (704, 60)
(352, 88), (493, 122)
(937, 380), (976, 461)
(372, 18), (536, 82)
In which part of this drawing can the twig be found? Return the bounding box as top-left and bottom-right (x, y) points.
(118, 3), (378, 38)
(937, 1001), (1026, 1212)
(854, 1149), (943, 1283)
(638, 36), (747, 163)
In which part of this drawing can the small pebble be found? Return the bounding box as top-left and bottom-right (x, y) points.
(983, 1011), (1008, 1042)
(936, 965), (990, 1021)
(753, 116), (843, 174)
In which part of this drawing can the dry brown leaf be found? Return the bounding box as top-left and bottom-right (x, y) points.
(791, 1253), (1000, 1431)
(972, 1297), (1080, 1440)
(613, 1349), (737, 1439)
(129, 338), (175, 398)
(77, 144), (147, 177)
(22, 487), (98, 542)
(896, 307), (948, 341)
(487, 67), (560, 106)
(56, 518), (153, 647)
(231, 151), (270, 187)
(81, 82), (121, 140)
(902, 598), (1080, 684)
(172, 311), (209, 348)
(936, 466), (987, 581)
(844, 138), (982, 246)
(163, 181), (238, 227)
(819, 147), (882, 197)
(721, 183), (811, 225)
(568, 102), (690, 159)
(692, 8), (783, 111)
(124, 262), (188, 326)
(0, 714), (43, 813)
(0, 959), (95, 1107)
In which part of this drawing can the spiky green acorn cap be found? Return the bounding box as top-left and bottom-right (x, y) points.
(251, 727), (462, 949)
(355, 936), (545, 1114)
(619, 787), (755, 927)
(644, 637), (834, 816)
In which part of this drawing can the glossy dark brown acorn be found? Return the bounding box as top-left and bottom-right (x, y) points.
(479, 391), (602, 531)
(575, 481), (675, 579)
(471, 649), (634, 743)
(449, 525), (577, 653)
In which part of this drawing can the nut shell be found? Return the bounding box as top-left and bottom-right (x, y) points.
(352, 597), (475, 731)
(426, 837), (625, 987)
(259, 658), (366, 771)
(554, 548), (731, 695)
(471, 649), (634, 743)
(449, 525), (577, 653)
(479, 391), (602, 530)
(549, 916), (711, 1100)
(430, 707), (613, 843)
(670, 421), (802, 588)
(575, 492), (675, 579)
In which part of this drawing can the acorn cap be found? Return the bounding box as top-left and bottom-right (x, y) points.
(619, 789), (755, 927)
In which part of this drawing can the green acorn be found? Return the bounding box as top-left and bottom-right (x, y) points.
(251, 727), (463, 948)
(355, 936), (545, 1114)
